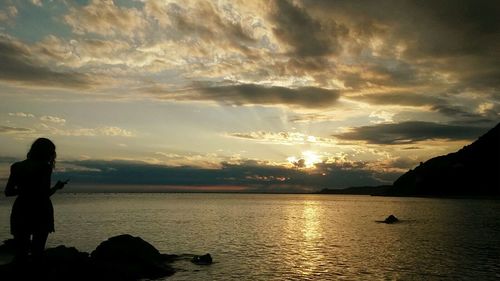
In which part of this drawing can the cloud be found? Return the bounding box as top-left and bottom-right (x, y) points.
(154, 151), (223, 168)
(35, 36), (132, 69)
(0, 35), (93, 89)
(31, 0), (42, 7)
(40, 115), (66, 124)
(387, 157), (421, 170)
(51, 158), (397, 192)
(365, 156), (423, 174)
(335, 121), (490, 144)
(0, 0), (497, 134)
(98, 126), (134, 137)
(64, 0), (147, 37)
(353, 92), (498, 122)
(9, 112), (35, 118)
(151, 1), (257, 46)
(269, 0), (347, 58)
(38, 124), (134, 137)
(369, 110), (394, 123)
(189, 83), (340, 108)
(0, 5), (17, 23)
(227, 131), (336, 146)
(0, 125), (33, 134)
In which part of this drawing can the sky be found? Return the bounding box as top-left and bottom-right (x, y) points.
(0, 0), (499, 192)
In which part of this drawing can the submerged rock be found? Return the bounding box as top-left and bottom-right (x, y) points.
(383, 215), (399, 224)
(191, 253), (213, 265)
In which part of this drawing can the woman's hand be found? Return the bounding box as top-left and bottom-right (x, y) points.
(49, 179), (69, 196)
(54, 179), (69, 190)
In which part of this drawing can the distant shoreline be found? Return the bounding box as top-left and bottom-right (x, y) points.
(44, 190), (500, 199)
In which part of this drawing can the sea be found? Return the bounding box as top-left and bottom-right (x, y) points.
(1, 193), (499, 280)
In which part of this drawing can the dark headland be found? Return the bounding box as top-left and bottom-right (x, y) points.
(319, 122), (500, 198)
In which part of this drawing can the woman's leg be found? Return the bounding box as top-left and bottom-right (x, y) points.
(13, 232), (30, 262)
(31, 231), (49, 258)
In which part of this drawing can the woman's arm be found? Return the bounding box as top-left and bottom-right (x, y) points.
(4, 165), (18, 197)
(49, 180), (68, 196)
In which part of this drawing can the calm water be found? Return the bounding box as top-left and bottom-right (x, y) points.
(1, 193), (499, 280)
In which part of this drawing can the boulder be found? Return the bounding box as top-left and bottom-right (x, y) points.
(91, 234), (163, 262)
(90, 234), (175, 280)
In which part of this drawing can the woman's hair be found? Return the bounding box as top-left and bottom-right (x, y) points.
(27, 138), (56, 168)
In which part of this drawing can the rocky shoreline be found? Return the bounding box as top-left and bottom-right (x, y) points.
(0, 234), (211, 281)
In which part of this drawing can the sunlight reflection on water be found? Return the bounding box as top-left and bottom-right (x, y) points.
(0, 193), (499, 280)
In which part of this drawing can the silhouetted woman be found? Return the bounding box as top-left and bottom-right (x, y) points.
(4, 138), (68, 261)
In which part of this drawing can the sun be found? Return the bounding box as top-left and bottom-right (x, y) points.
(288, 151), (322, 169)
(302, 151), (321, 168)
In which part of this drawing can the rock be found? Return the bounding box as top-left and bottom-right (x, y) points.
(45, 245), (90, 262)
(91, 234), (175, 280)
(42, 246), (92, 281)
(91, 234), (163, 263)
(0, 239), (16, 256)
(0, 234), (176, 281)
(384, 215), (399, 224)
(191, 253), (213, 265)
(0, 245), (92, 281)
(160, 253), (180, 263)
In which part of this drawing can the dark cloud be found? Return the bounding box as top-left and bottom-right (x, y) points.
(335, 121), (490, 144)
(0, 36), (92, 89)
(355, 93), (498, 122)
(301, 0), (500, 93)
(341, 62), (423, 90)
(288, 113), (333, 123)
(49, 159), (395, 192)
(187, 83), (340, 108)
(400, 0), (500, 58)
(443, 57), (500, 92)
(448, 118), (498, 127)
(269, 0), (347, 57)
(355, 92), (443, 107)
(403, 146), (423, 150)
(368, 62), (419, 85)
(431, 104), (482, 119)
(304, 0), (499, 58)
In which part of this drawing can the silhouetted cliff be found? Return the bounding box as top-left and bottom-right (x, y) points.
(386, 122), (500, 197)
